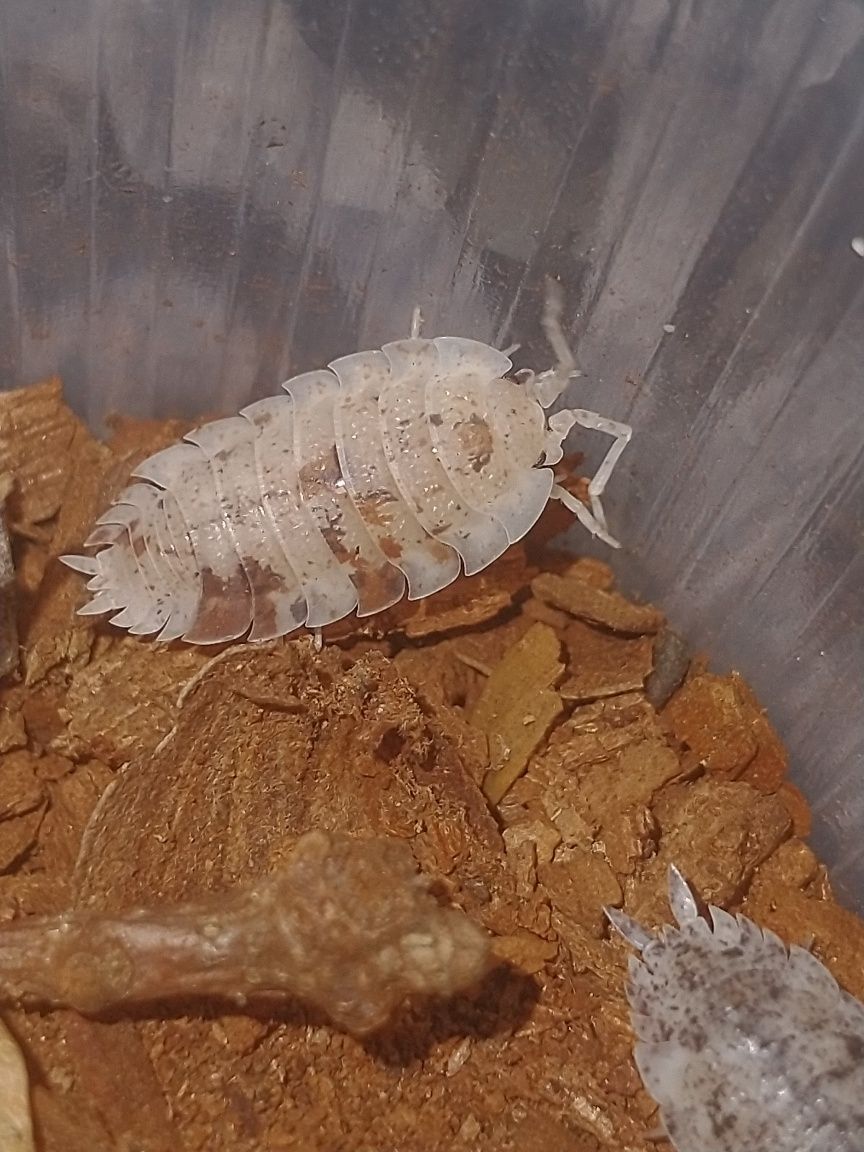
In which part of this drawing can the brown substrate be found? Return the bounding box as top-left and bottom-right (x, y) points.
(0, 379), (862, 1152)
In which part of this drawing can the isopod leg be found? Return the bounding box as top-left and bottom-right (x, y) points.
(526, 277), (582, 408)
(542, 277), (576, 375)
(410, 306), (423, 339)
(553, 408), (631, 536)
(551, 483), (620, 550)
(579, 410), (632, 530)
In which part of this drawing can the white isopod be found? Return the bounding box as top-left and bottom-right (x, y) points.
(606, 867), (864, 1152)
(61, 288), (631, 644)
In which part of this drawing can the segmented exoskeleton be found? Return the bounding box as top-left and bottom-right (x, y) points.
(62, 288), (631, 644)
(606, 867), (864, 1152)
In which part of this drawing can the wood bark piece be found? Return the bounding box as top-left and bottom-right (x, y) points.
(559, 620), (654, 702)
(55, 639), (206, 767)
(662, 670), (788, 788)
(0, 1017), (35, 1152)
(0, 379), (84, 529)
(532, 572), (665, 635)
(470, 623), (565, 804)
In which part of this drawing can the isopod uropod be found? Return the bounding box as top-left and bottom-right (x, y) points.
(62, 289), (631, 645)
(606, 867), (864, 1152)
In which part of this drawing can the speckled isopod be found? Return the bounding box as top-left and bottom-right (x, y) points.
(606, 866), (864, 1152)
(62, 291), (631, 644)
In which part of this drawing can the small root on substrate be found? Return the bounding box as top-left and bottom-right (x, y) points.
(0, 378), (862, 1152)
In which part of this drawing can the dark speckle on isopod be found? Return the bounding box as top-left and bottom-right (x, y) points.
(61, 314), (632, 645)
(606, 867), (864, 1152)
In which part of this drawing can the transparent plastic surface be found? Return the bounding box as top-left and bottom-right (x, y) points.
(1, 1), (862, 902)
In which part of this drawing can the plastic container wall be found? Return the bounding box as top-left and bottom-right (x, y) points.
(1, 1), (863, 902)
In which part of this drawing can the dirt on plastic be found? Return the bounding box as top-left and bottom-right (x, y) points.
(0, 379), (862, 1152)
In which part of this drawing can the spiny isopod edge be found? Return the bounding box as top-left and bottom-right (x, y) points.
(606, 867), (864, 1152)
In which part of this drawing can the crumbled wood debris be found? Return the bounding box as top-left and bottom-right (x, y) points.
(55, 638), (206, 767)
(0, 377), (859, 1152)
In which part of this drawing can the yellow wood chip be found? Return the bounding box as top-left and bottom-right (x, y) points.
(0, 1018), (36, 1152)
(471, 623), (565, 804)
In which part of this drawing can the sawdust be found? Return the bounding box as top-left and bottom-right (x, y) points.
(0, 379), (861, 1152)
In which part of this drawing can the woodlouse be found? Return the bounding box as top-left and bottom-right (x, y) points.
(606, 867), (864, 1152)
(62, 290), (631, 644)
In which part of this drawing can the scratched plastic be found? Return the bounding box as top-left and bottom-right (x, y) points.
(0, 0), (862, 902)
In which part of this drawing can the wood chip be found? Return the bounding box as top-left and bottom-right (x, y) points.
(492, 931), (558, 974)
(662, 672), (760, 777)
(536, 733), (683, 876)
(400, 588), (514, 639)
(0, 805), (44, 873)
(328, 546), (535, 644)
(520, 596), (572, 631)
(0, 709), (27, 755)
(628, 779), (793, 923)
(561, 557), (615, 590)
(531, 572), (664, 635)
(56, 640), (207, 767)
(0, 379), (84, 528)
(0, 1017), (36, 1151)
(752, 838), (821, 893)
(733, 674), (789, 793)
(20, 425), (109, 686)
(559, 620), (653, 702)
(471, 623), (565, 804)
(0, 752), (45, 820)
(533, 692), (662, 774)
(540, 847), (622, 939)
(776, 781), (812, 837)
